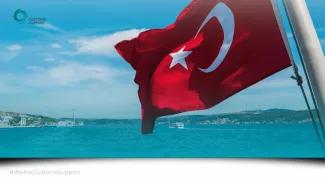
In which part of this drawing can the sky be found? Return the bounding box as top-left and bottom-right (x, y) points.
(0, 0), (324, 119)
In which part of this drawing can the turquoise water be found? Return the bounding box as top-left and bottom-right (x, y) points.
(0, 122), (324, 158)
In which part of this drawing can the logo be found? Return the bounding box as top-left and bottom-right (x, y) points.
(13, 9), (46, 24)
(13, 9), (28, 22)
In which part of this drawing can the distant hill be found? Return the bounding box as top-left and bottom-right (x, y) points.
(0, 109), (313, 128)
(0, 111), (81, 128)
(157, 109), (313, 126)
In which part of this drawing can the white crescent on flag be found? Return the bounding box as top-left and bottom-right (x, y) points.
(195, 2), (235, 73)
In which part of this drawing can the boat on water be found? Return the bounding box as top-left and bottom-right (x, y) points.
(169, 122), (185, 129)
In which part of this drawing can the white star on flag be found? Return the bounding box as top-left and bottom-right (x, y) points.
(169, 47), (192, 70)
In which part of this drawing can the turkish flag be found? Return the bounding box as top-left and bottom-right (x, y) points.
(115, 0), (291, 134)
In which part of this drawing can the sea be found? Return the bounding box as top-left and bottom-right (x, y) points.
(0, 121), (324, 158)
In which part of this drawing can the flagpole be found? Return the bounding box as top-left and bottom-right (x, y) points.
(271, 0), (325, 153)
(283, 0), (325, 129)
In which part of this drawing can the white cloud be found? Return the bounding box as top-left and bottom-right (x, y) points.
(44, 57), (56, 62)
(25, 62), (125, 87)
(0, 44), (23, 62)
(35, 23), (63, 32)
(51, 43), (62, 49)
(0, 63), (139, 118)
(69, 29), (146, 56)
(7, 44), (22, 52)
(0, 54), (139, 117)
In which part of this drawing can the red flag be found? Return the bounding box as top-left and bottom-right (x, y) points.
(115, 0), (291, 134)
